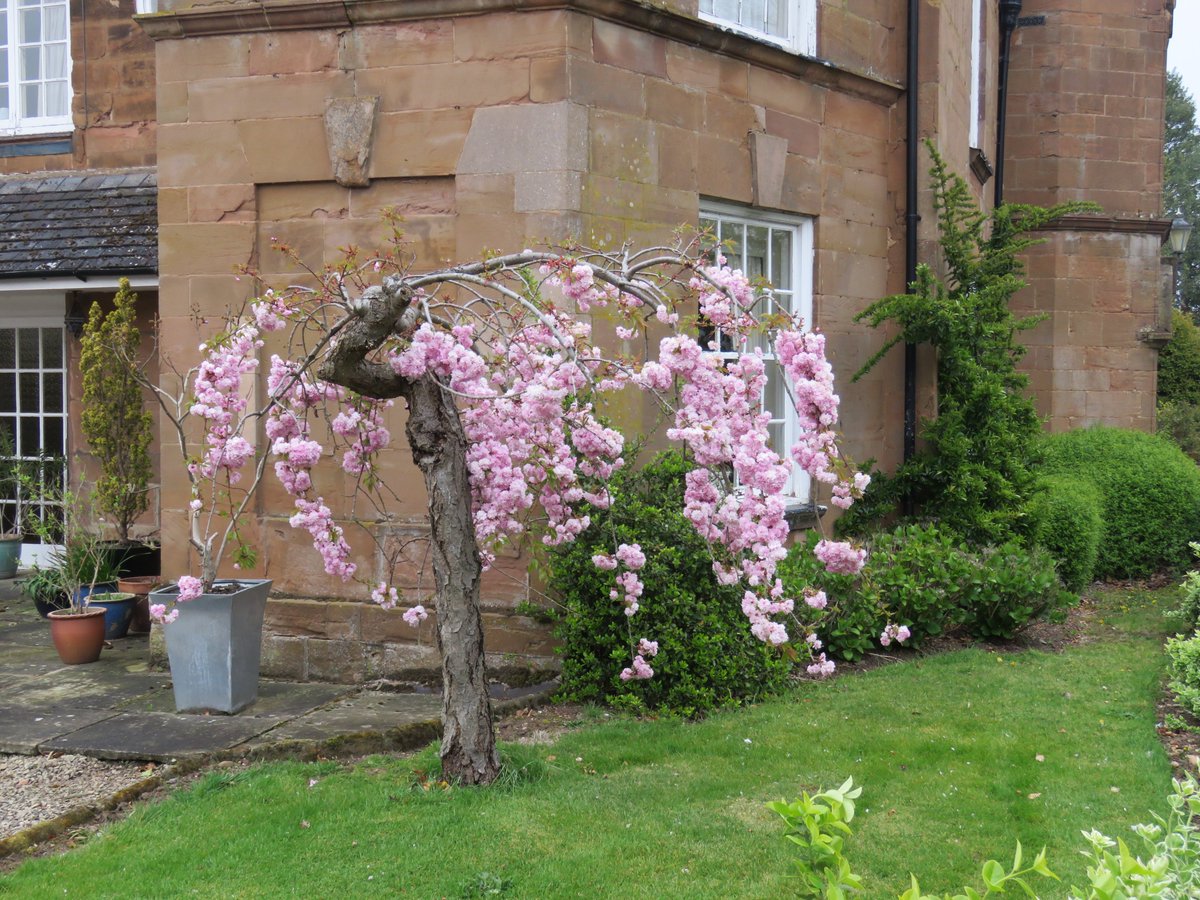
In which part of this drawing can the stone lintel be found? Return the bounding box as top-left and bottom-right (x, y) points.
(139, 0), (902, 106)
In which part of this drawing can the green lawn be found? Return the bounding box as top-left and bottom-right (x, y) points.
(0, 587), (1180, 898)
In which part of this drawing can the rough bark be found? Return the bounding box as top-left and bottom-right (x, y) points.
(319, 288), (500, 785)
(403, 375), (499, 785)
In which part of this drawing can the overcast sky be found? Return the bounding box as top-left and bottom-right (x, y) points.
(1169, 2), (1200, 102)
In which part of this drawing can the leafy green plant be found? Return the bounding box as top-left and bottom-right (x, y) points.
(1024, 475), (1103, 592)
(548, 450), (790, 716)
(1167, 631), (1200, 718)
(958, 542), (1067, 641)
(1156, 398), (1200, 461)
(900, 844), (1057, 899)
(80, 278), (154, 544)
(768, 778), (864, 898)
(1038, 427), (1200, 579)
(16, 563), (66, 608)
(1169, 543), (1200, 632)
(851, 143), (1095, 545)
(1067, 773), (1200, 899)
(779, 523), (1065, 656)
(1157, 310), (1200, 406)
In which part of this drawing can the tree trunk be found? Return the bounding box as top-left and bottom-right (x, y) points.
(318, 287), (499, 785)
(403, 375), (500, 786)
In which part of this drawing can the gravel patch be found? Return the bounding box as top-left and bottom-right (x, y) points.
(0, 754), (149, 839)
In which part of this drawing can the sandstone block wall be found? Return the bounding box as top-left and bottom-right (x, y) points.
(0, 0), (156, 174)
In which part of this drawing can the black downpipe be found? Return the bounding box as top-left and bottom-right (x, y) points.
(902, 0), (919, 497)
(994, 0), (1023, 207)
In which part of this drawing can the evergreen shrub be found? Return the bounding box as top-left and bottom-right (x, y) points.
(1024, 475), (1103, 592)
(547, 451), (791, 717)
(1038, 427), (1200, 579)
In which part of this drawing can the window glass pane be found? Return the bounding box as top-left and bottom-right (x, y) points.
(19, 372), (38, 412)
(746, 225), (768, 279)
(0, 374), (13, 413)
(41, 372), (61, 412)
(40, 328), (61, 368)
(771, 229), (792, 289)
(44, 4), (66, 41)
(765, 0), (786, 36)
(765, 366), (788, 422)
(42, 416), (63, 457)
(19, 7), (38, 43)
(44, 41), (64, 77)
(44, 78), (65, 115)
(712, 0), (739, 23)
(768, 420), (785, 457)
(19, 415), (38, 455)
(19, 45), (38, 80)
(723, 221), (745, 269)
(0, 15), (7, 47)
(17, 329), (37, 368)
(0, 331), (13, 369)
(698, 0), (714, 14)
(22, 82), (38, 117)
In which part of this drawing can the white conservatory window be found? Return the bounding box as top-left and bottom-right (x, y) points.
(0, 0), (72, 136)
(699, 203), (815, 501)
(698, 0), (816, 55)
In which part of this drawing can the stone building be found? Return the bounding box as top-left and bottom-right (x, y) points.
(0, 0), (1179, 681)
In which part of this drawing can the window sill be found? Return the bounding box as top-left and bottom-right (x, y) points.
(0, 134), (73, 159)
(784, 501), (824, 531)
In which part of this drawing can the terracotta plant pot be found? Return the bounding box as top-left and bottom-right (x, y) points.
(47, 609), (106, 665)
(118, 576), (159, 634)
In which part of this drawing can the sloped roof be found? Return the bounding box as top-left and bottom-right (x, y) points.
(0, 170), (157, 278)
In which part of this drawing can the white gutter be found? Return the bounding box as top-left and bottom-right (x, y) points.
(0, 275), (159, 293)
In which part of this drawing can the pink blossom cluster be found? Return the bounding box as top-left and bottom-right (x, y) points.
(332, 400), (393, 476)
(288, 500), (356, 582)
(776, 329), (867, 509)
(813, 539), (867, 576)
(806, 653), (836, 678)
(250, 290), (290, 333)
(689, 264), (755, 332)
(539, 260), (618, 313)
(879, 623), (912, 647)
(391, 318), (625, 570)
(189, 323), (263, 485)
(619, 637), (659, 681)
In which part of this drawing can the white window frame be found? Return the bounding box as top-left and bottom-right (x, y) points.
(699, 0), (816, 56)
(0, 292), (67, 566)
(0, 0), (74, 137)
(699, 202), (815, 504)
(969, 0), (983, 148)
(133, 0), (157, 14)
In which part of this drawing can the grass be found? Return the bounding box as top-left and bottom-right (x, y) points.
(0, 587), (1180, 899)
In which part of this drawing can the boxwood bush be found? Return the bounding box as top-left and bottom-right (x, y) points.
(1024, 475), (1103, 592)
(778, 523), (1066, 654)
(547, 451), (790, 717)
(1038, 427), (1200, 579)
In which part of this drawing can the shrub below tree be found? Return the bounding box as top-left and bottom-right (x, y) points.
(548, 451), (791, 717)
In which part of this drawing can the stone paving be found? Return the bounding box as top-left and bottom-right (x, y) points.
(0, 578), (448, 762)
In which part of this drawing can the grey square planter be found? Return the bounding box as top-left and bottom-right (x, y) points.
(154, 579), (272, 714)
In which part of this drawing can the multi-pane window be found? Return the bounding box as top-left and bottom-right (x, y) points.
(700, 205), (814, 501)
(0, 324), (66, 542)
(698, 0), (815, 55)
(0, 0), (72, 136)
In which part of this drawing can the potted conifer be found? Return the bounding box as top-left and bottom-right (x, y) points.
(80, 279), (158, 579)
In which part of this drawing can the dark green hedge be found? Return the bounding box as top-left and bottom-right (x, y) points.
(1024, 475), (1103, 592)
(1038, 427), (1200, 579)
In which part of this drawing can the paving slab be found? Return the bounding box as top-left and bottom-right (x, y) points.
(249, 691), (443, 744)
(41, 711), (283, 761)
(0, 705), (119, 754)
(15, 670), (171, 711)
(0, 620), (52, 647)
(118, 679), (350, 717)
